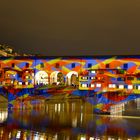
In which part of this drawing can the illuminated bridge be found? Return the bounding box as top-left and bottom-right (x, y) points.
(0, 55), (140, 113)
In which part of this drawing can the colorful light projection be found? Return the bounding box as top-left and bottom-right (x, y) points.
(0, 56), (140, 113)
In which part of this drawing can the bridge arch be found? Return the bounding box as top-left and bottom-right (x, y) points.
(50, 71), (64, 85)
(35, 71), (48, 85)
(66, 71), (78, 86)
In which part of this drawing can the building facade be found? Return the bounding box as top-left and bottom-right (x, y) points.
(1, 55), (140, 112)
(0, 55), (140, 92)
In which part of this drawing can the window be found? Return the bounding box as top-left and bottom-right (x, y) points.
(90, 77), (96, 80)
(18, 82), (22, 85)
(90, 84), (95, 87)
(88, 63), (92, 68)
(40, 63), (44, 68)
(55, 63), (59, 68)
(128, 85), (133, 90)
(25, 76), (29, 79)
(82, 77), (88, 80)
(12, 63), (15, 68)
(123, 63), (128, 69)
(106, 64), (109, 68)
(91, 70), (96, 74)
(108, 84), (116, 88)
(81, 84), (88, 88)
(72, 63), (75, 68)
(26, 63), (29, 68)
(119, 85), (124, 89)
(137, 85), (140, 90)
(25, 82), (28, 85)
(96, 83), (101, 88)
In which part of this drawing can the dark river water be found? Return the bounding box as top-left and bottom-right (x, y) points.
(0, 99), (140, 140)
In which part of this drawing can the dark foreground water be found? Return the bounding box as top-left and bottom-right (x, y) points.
(0, 99), (140, 140)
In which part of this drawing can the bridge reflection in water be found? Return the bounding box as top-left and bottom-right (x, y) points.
(0, 98), (140, 140)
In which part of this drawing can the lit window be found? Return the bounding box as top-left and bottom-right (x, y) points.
(25, 76), (29, 79)
(80, 136), (86, 140)
(96, 83), (101, 88)
(82, 77), (88, 80)
(91, 70), (96, 74)
(16, 131), (21, 139)
(82, 84), (88, 88)
(90, 77), (95, 80)
(19, 82), (22, 85)
(109, 84), (116, 88)
(89, 137), (94, 140)
(90, 84), (94, 87)
(25, 82), (28, 85)
(138, 85), (140, 90)
(128, 85), (133, 90)
(119, 85), (124, 89)
(11, 81), (14, 84)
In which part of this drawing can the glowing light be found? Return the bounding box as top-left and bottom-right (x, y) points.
(109, 84), (116, 88)
(96, 83), (101, 88)
(16, 131), (21, 139)
(91, 70), (96, 74)
(128, 85), (133, 90)
(58, 103), (61, 112)
(119, 85), (124, 89)
(90, 84), (94, 87)
(35, 71), (48, 85)
(80, 136), (86, 140)
(82, 77), (88, 80)
(82, 84), (88, 87)
(19, 82), (22, 85)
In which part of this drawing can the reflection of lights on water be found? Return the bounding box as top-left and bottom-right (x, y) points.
(72, 117), (77, 127)
(34, 134), (39, 140)
(80, 136), (86, 140)
(89, 137), (94, 140)
(0, 130), (3, 138)
(9, 132), (11, 139)
(55, 104), (57, 113)
(58, 104), (61, 112)
(110, 103), (125, 116)
(16, 131), (21, 139)
(0, 110), (8, 123)
(80, 112), (83, 123)
(54, 133), (57, 139)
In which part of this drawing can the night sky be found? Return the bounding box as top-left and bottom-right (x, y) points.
(0, 0), (140, 56)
